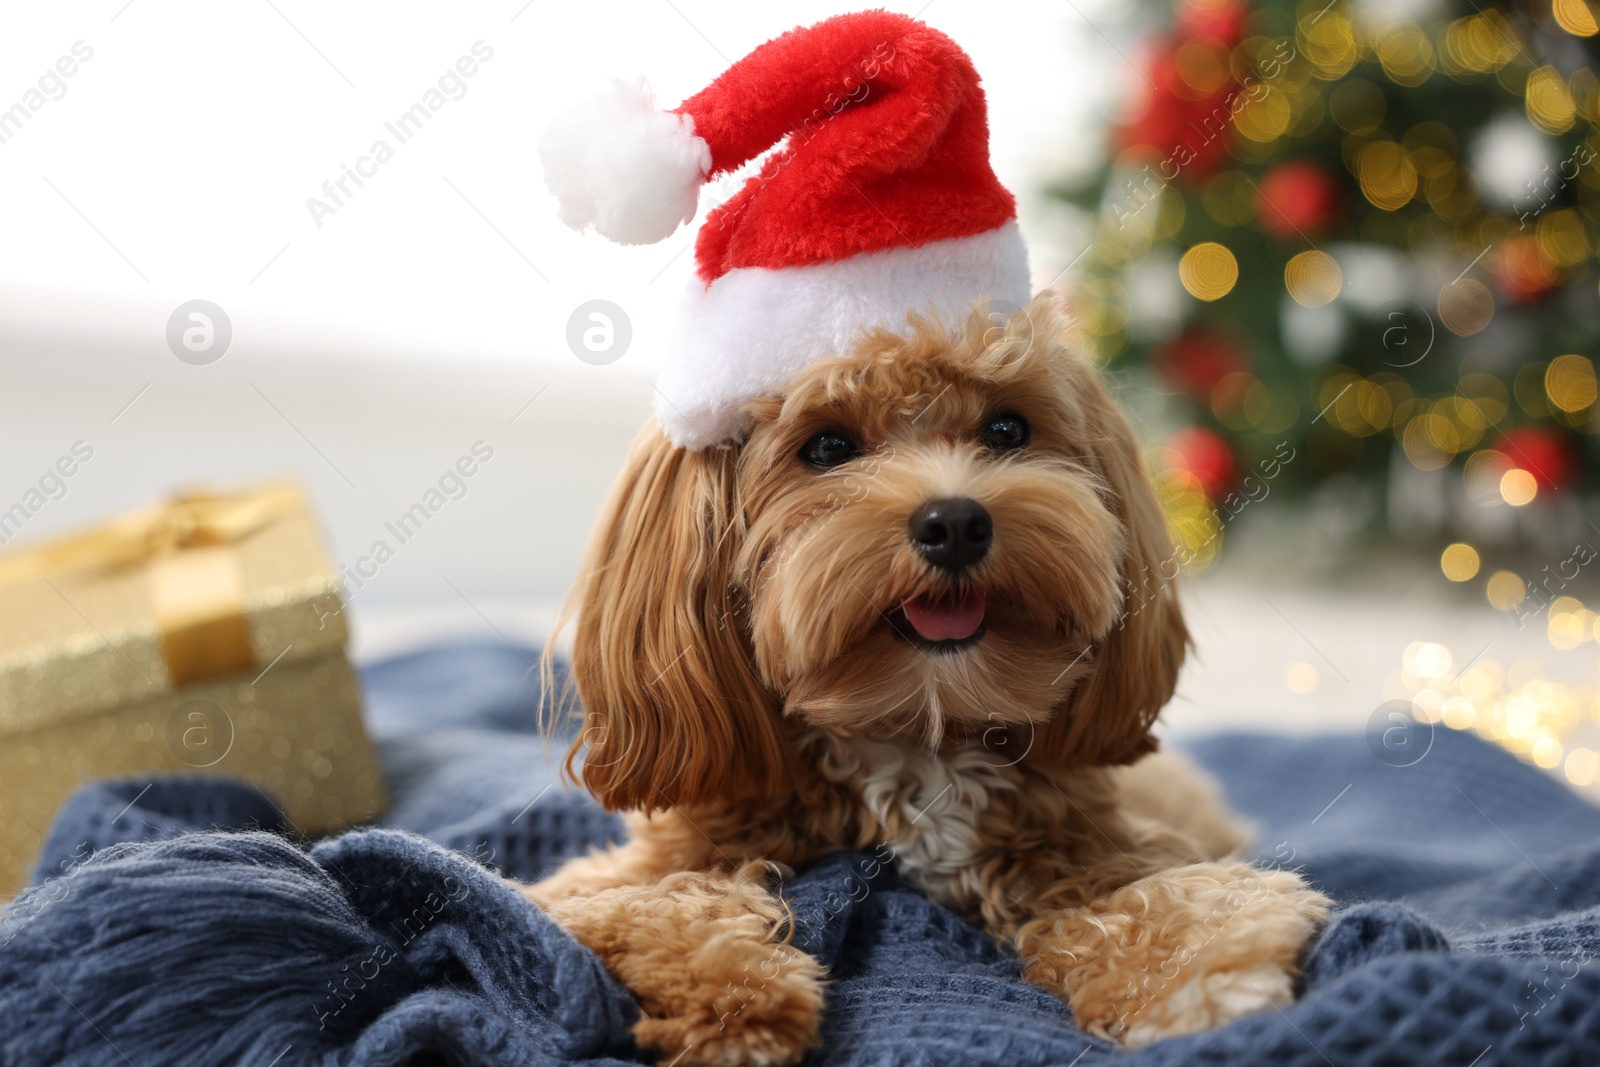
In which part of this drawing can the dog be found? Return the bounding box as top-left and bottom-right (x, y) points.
(522, 293), (1329, 1066)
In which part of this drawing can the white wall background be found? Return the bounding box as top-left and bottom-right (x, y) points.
(0, 0), (1126, 625)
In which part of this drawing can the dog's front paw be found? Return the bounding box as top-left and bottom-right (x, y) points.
(1117, 959), (1299, 1048)
(1022, 862), (1330, 1047)
(533, 866), (827, 1067)
(631, 935), (826, 1067)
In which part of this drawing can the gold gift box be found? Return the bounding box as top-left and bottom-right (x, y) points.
(0, 481), (388, 896)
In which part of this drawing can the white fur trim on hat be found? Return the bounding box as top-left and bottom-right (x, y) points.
(654, 221), (1031, 450)
(539, 78), (711, 245)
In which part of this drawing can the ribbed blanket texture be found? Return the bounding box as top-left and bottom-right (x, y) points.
(3, 641), (1598, 1066)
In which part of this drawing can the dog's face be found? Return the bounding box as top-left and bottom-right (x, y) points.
(736, 306), (1136, 744)
(568, 293), (1187, 812)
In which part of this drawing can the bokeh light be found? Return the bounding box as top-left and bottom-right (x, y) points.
(1459, 374), (1510, 422)
(1516, 362), (1552, 417)
(1464, 449), (1514, 501)
(1286, 662), (1320, 694)
(1441, 543), (1481, 581)
(1174, 38), (1231, 97)
(1236, 90), (1293, 142)
(1403, 412), (1461, 469)
(1442, 13), (1517, 77)
(1155, 470), (1224, 573)
(1300, 11), (1358, 79)
(1533, 735), (1565, 769)
(1376, 23), (1436, 87)
(1178, 242), (1239, 301)
(1546, 355), (1597, 413)
(1355, 140), (1418, 210)
(1284, 250), (1343, 306)
(1549, 597), (1591, 650)
(1487, 570), (1527, 610)
(1404, 641), (1453, 678)
(1525, 66), (1577, 134)
(1437, 278), (1495, 335)
(1553, 0), (1599, 37)
(1537, 210), (1590, 268)
(1567, 749), (1597, 788)
(1500, 468), (1538, 506)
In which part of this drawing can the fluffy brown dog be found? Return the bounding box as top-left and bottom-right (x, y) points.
(524, 294), (1329, 1066)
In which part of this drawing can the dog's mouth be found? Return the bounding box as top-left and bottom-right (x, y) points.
(892, 589), (987, 651)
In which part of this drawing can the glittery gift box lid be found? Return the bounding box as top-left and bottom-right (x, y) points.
(0, 482), (388, 895)
(0, 482), (350, 736)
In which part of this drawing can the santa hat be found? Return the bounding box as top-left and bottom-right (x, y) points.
(540, 10), (1031, 450)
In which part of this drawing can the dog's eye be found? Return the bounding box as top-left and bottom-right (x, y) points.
(800, 430), (860, 469)
(979, 413), (1029, 452)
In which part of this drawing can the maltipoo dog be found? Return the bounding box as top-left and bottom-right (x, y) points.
(526, 12), (1329, 1066)
(523, 297), (1328, 1065)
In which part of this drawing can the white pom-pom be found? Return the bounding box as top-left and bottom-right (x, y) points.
(539, 78), (710, 246)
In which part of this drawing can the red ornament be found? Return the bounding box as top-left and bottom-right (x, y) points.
(1255, 160), (1340, 240)
(1165, 427), (1236, 498)
(1152, 326), (1249, 398)
(1492, 238), (1560, 304)
(1114, 0), (1249, 183)
(1175, 0), (1249, 42)
(1497, 427), (1575, 493)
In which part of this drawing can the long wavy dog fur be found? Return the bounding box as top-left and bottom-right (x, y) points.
(523, 293), (1329, 1067)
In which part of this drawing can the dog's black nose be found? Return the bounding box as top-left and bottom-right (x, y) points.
(909, 497), (992, 572)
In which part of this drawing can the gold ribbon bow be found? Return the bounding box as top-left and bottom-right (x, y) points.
(0, 482), (305, 686)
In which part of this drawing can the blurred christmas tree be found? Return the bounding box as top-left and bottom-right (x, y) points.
(1060, 0), (1600, 572)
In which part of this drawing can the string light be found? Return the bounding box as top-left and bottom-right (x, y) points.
(1300, 11), (1359, 78)
(1537, 210), (1590, 268)
(1175, 39), (1232, 97)
(1567, 749), (1597, 787)
(1286, 662), (1320, 693)
(1525, 65), (1578, 133)
(1441, 543), (1481, 581)
(1459, 374), (1510, 421)
(1516, 362), (1552, 417)
(1178, 242), (1239, 300)
(1402, 412), (1460, 469)
(1154, 471), (1224, 573)
(1553, 0), (1598, 37)
(1500, 468), (1539, 506)
(1375, 22), (1436, 87)
(1545, 355), (1597, 413)
(1464, 449), (1513, 501)
(1437, 278), (1495, 335)
(1487, 570), (1527, 610)
(1355, 139), (1418, 209)
(1285, 250), (1343, 306)
(1236, 91), (1294, 142)
(1399, 640), (1600, 792)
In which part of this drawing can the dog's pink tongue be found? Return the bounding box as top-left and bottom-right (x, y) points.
(903, 590), (986, 641)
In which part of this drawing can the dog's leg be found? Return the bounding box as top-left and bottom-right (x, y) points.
(524, 848), (826, 1067)
(1015, 860), (1329, 1047)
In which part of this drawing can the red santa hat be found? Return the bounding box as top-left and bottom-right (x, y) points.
(540, 10), (1030, 450)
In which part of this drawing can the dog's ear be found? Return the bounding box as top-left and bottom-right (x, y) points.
(1032, 360), (1189, 769)
(566, 422), (795, 812)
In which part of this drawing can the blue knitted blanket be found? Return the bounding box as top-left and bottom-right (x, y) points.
(4, 641), (1599, 1066)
